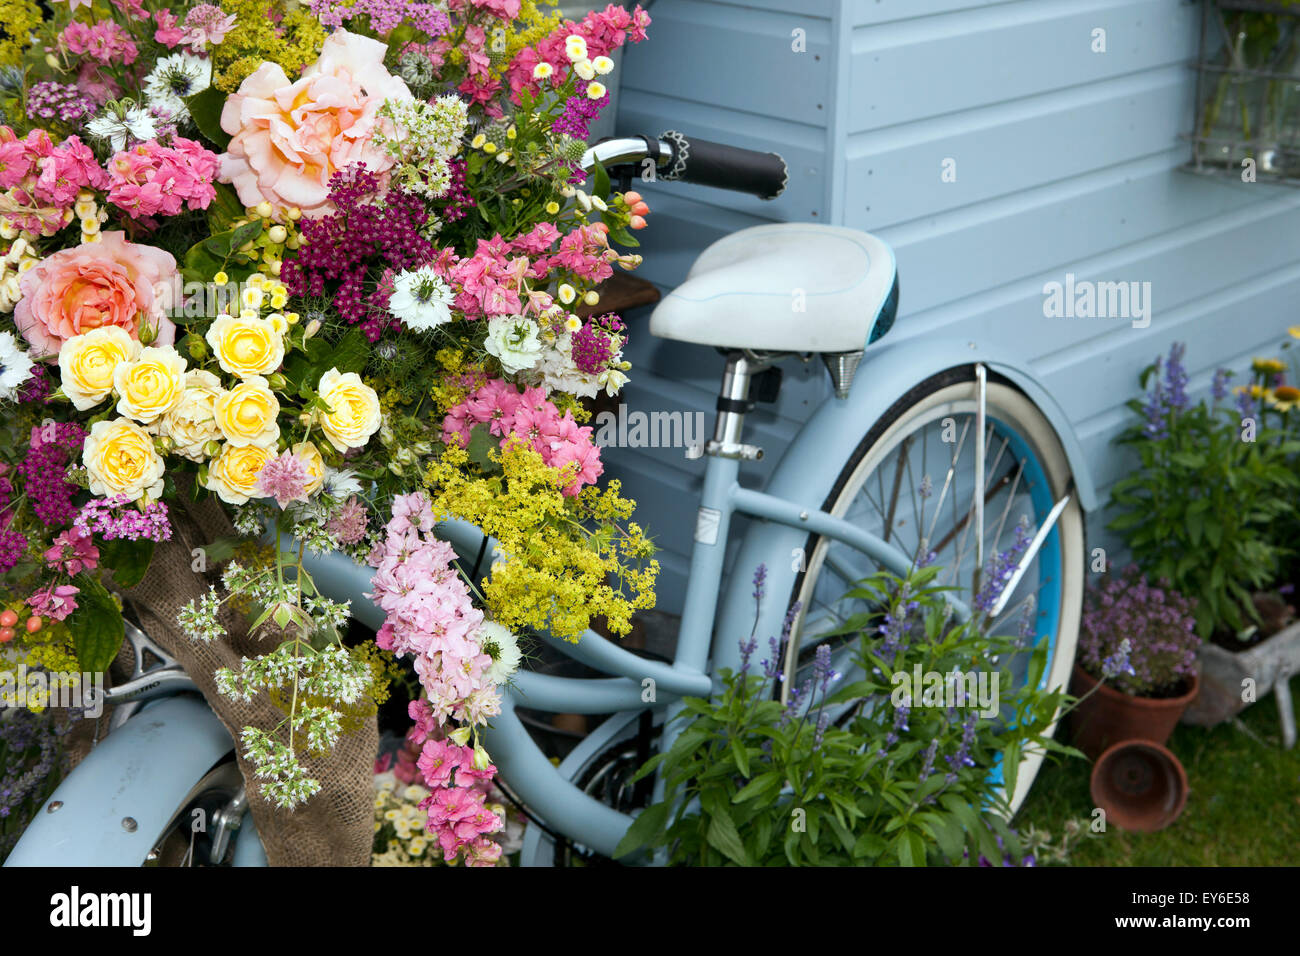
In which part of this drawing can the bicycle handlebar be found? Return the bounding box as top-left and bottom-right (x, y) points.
(579, 132), (788, 200)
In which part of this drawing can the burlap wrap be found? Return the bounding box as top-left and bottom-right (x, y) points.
(95, 491), (376, 866)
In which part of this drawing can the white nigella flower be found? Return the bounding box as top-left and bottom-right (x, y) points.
(143, 53), (212, 120)
(477, 622), (522, 685)
(86, 104), (158, 152)
(0, 331), (34, 402)
(389, 267), (455, 332)
(484, 314), (544, 375)
(322, 466), (363, 500)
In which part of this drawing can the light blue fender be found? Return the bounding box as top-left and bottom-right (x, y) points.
(712, 335), (1096, 671)
(4, 695), (235, 867)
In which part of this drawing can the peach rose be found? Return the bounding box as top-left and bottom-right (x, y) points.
(14, 231), (177, 360)
(217, 30), (412, 219)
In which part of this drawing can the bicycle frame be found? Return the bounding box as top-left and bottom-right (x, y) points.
(309, 333), (1100, 860)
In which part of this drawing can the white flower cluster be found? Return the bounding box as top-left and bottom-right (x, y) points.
(240, 728), (323, 810)
(374, 94), (469, 200)
(177, 586), (226, 643)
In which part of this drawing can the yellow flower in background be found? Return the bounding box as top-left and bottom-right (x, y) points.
(206, 442), (273, 505)
(292, 440), (325, 494)
(206, 314), (285, 378)
(1289, 326), (1300, 340)
(58, 326), (140, 411)
(1252, 357), (1286, 376)
(214, 376), (280, 447)
(82, 418), (165, 502)
(1270, 385), (1300, 411)
(317, 367), (381, 451)
(112, 345), (187, 424)
(160, 370), (226, 462)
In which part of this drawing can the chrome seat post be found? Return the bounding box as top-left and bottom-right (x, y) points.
(697, 351), (767, 461)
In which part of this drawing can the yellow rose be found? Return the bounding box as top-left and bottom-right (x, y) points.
(82, 418), (165, 502)
(158, 369), (224, 462)
(318, 367), (381, 452)
(213, 375), (280, 448)
(206, 442), (273, 505)
(112, 345), (187, 424)
(205, 314), (285, 379)
(293, 441), (325, 495)
(58, 327), (140, 411)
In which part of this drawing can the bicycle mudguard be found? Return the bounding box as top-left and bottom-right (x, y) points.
(713, 335), (1096, 672)
(4, 695), (235, 867)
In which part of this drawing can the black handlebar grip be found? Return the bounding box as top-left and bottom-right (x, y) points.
(659, 130), (788, 200)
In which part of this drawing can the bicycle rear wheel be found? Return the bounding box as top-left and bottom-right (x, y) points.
(786, 366), (1084, 814)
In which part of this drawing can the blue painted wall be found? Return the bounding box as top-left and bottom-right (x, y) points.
(609, 0), (1300, 613)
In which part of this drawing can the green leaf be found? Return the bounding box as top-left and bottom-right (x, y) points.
(732, 771), (782, 804)
(592, 159), (611, 201)
(895, 829), (926, 867)
(853, 832), (887, 860)
(466, 424), (498, 471)
(99, 538), (154, 589)
(705, 806), (749, 866)
(66, 575), (125, 675)
(729, 736), (750, 778)
(186, 85), (230, 151)
(613, 802), (669, 858)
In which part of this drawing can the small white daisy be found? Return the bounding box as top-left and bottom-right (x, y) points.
(389, 267), (455, 332)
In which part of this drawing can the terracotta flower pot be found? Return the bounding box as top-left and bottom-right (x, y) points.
(1090, 739), (1189, 833)
(1069, 665), (1199, 760)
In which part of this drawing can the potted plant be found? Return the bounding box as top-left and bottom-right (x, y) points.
(1069, 566), (1201, 760)
(1175, 336), (1300, 746)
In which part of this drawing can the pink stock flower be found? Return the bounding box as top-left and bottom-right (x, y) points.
(218, 30), (413, 218)
(13, 232), (178, 359)
(27, 583), (80, 621)
(108, 138), (219, 219)
(153, 9), (185, 47)
(44, 527), (100, 576)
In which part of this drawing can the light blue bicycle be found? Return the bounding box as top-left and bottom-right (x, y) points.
(6, 133), (1092, 867)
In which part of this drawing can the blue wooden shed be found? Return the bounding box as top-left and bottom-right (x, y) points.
(604, 0), (1300, 614)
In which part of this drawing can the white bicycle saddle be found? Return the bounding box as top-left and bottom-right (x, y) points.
(649, 223), (898, 353)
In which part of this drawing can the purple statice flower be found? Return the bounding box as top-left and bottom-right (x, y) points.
(973, 519), (1033, 615)
(1163, 342), (1189, 414)
(26, 81), (96, 125)
(1211, 367), (1230, 403)
(73, 495), (172, 543)
(18, 422), (85, 528)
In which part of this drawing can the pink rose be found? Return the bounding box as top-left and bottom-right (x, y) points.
(217, 30), (413, 218)
(13, 231), (177, 359)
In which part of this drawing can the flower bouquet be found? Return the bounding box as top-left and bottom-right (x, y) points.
(0, 0), (657, 865)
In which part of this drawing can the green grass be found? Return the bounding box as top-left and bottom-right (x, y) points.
(1016, 690), (1300, 866)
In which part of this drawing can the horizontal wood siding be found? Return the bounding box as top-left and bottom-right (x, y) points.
(610, 0), (1300, 612)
